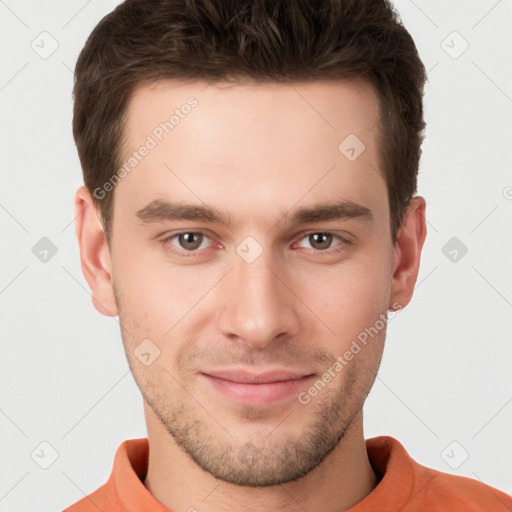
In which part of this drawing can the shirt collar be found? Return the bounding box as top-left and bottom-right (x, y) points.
(109, 435), (416, 511)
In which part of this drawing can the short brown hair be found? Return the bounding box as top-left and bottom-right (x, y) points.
(73, 0), (426, 245)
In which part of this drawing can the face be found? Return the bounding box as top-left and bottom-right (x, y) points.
(80, 78), (421, 486)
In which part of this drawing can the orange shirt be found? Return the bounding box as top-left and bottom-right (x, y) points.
(63, 436), (512, 511)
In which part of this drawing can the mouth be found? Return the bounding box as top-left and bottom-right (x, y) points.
(200, 369), (316, 406)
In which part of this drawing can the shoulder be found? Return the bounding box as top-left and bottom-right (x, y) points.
(62, 482), (116, 512)
(366, 436), (512, 511)
(62, 438), (150, 512)
(415, 468), (512, 511)
(403, 444), (512, 511)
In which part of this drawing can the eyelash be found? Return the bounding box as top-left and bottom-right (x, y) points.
(162, 231), (351, 258)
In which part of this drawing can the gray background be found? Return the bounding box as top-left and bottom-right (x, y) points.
(1, 1), (511, 510)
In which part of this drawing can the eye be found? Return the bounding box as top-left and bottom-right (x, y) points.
(165, 232), (213, 254)
(295, 232), (349, 252)
(162, 230), (350, 258)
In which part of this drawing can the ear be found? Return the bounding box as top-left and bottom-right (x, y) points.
(74, 186), (118, 317)
(389, 196), (427, 310)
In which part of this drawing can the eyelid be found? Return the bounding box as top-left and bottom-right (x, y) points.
(162, 229), (352, 256)
(163, 230), (217, 255)
(293, 231), (351, 251)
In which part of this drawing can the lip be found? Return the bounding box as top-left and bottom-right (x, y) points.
(200, 369), (315, 406)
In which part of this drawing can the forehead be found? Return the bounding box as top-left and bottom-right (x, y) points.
(115, 78), (387, 229)
(124, 78), (381, 144)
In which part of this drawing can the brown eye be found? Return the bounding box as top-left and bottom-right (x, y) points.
(308, 233), (333, 250)
(295, 232), (349, 254)
(176, 232), (204, 251)
(162, 231), (218, 259)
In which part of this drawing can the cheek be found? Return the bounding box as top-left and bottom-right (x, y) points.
(117, 229), (218, 284)
(112, 247), (218, 338)
(298, 252), (392, 335)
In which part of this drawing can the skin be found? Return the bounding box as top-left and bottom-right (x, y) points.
(75, 78), (426, 512)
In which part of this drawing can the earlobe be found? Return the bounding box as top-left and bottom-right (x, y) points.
(74, 186), (119, 317)
(389, 196), (427, 310)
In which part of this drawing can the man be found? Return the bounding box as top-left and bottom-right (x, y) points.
(64, 0), (512, 510)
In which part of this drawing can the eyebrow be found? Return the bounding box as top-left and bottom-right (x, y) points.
(136, 198), (373, 227)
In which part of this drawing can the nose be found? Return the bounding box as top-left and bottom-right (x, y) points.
(217, 244), (301, 350)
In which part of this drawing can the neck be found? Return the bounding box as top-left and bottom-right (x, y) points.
(143, 402), (378, 512)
